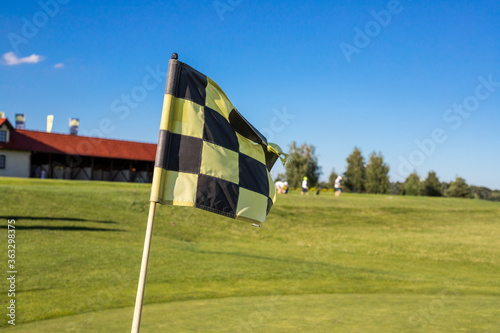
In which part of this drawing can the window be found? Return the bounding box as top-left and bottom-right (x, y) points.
(0, 131), (6, 143)
(0, 155), (5, 169)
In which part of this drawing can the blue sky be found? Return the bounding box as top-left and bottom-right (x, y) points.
(1, 0), (499, 189)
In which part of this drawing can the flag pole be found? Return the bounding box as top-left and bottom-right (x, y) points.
(131, 201), (157, 333)
(131, 53), (179, 333)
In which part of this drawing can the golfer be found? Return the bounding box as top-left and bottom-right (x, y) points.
(334, 176), (342, 197)
(275, 181), (285, 194)
(301, 177), (309, 195)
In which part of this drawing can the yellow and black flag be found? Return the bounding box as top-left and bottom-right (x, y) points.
(150, 54), (287, 225)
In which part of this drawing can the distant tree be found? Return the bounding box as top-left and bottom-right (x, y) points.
(402, 173), (420, 196)
(491, 190), (500, 202)
(470, 186), (492, 200)
(319, 181), (329, 190)
(441, 181), (450, 195)
(422, 171), (442, 197)
(274, 173), (286, 182)
(327, 169), (338, 189)
(344, 147), (366, 193)
(445, 177), (472, 198)
(285, 142), (322, 188)
(470, 186), (500, 201)
(390, 182), (403, 195)
(365, 152), (390, 194)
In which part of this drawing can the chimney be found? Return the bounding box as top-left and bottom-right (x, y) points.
(0, 111), (5, 119)
(69, 118), (79, 135)
(15, 114), (25, 129)
(47, 115), (54, 133)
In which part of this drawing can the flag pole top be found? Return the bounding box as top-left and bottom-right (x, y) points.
(171, 53), (178, 60)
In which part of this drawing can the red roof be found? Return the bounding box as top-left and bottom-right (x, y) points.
(0, 118), (14, 130)
(0, 129), (157, 161)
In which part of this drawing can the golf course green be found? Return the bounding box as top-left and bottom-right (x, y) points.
(1, 177), (499, 332)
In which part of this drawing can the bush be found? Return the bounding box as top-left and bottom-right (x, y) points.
(445, 177), (472, 198)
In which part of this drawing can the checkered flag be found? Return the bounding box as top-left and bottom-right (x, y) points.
(150, 55), (287, 225)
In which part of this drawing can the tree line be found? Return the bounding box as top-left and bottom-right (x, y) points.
(281, 142), (500, 201)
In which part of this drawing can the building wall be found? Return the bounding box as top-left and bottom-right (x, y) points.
(52, 166), (69, 180)
(0, 150), (30, 178)
(74, 167), (92, 180)
(111, 169), (130, 182)
(91, 169), (111, 181)
(0, 123), (11, 142)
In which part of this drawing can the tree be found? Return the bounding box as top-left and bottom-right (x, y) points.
(318, 181), (329, 190)
(274, 173), (286, 182)
(469, 186), (500, 201)
(327, 169), (338, 189)
(344, 147), (366, 193)
(470, 186), (492, 200)
(445, 177), (472, 198)
(365, 152), (390, 194)
(441, 181), (450, 195)
(402, 172), (420, 196)
(491, 190), (500, 202)
(390, 182), (403, 195)
(285, 142), (322, 188)
(422, 171), (442, 197)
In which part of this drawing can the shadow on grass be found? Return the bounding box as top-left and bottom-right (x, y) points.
(0, 215), (118, 224)
(181, 247), (393, 277)
(0, 225), (125, 232)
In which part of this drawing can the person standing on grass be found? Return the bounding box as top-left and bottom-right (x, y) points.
(275, 180), (285, 194)
(334, 176), (342, 197)
(301, 176), (309, 195)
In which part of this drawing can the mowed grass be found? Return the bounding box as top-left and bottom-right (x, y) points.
(1, 177), (499, 332)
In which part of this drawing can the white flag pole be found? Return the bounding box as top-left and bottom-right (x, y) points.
(131, 53), (179, 332)
(131, 201), (157, 333)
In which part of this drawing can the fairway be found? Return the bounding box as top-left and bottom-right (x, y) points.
(1, 178), (499, 332)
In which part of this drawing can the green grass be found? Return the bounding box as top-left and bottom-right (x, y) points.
(1, 177), (499, 332)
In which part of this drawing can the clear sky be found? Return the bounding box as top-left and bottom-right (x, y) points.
(1, 0), (499, 189)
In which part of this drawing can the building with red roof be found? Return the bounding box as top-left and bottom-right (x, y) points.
(0, 117), (156, 182)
